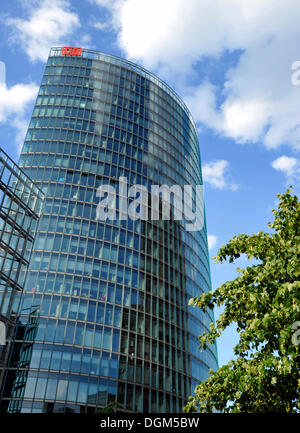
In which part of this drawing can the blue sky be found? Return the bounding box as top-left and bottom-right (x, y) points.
(0, 0), (300, 367)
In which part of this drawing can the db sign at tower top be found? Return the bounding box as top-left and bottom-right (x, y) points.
(61, 46), (82, 56)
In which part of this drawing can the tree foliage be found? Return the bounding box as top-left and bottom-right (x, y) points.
(97, 401), (123, 413)
(184, 189), (300, 413)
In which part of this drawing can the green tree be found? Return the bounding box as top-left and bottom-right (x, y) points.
(98, 401), (123, 413)
(184, 189), (300, 413)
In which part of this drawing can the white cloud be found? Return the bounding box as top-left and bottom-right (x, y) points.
(91, 0), (115, 6)
(0, 70), (38, 150)
(184, 82), (223, 131)
(92, 21), (110, 31)
(5, 0), (82, 62)
(202, 160), (237, 190)
(0, 62), (5, 85)
(94, 0), (300, 150)
(90, 0), (122, 32)
(271, 155), (300, 184)
(207, 235), (217, 251)
(0, 83), (38, 123)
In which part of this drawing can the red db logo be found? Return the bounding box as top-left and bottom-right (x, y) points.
(61, 46), (82, 56)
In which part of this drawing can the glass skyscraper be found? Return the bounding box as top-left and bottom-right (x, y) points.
(1, 47), (218, 413)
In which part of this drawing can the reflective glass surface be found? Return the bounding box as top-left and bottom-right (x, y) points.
(4, 48), (218, 413)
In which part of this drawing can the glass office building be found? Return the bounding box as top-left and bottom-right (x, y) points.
(1, 47), (218, 413)
(0, 147), (44, 397)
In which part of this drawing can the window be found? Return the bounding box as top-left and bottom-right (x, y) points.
(24, 377), (37, 399)
(45, 379), (57, 400)
(77, 381), (88, 403)
(103, 327), (111, 350)
(67, 380), (78, 402)
(56, 379), (68, 401)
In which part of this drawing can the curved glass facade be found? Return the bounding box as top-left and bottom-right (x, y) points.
(3, 47), (218, 413)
